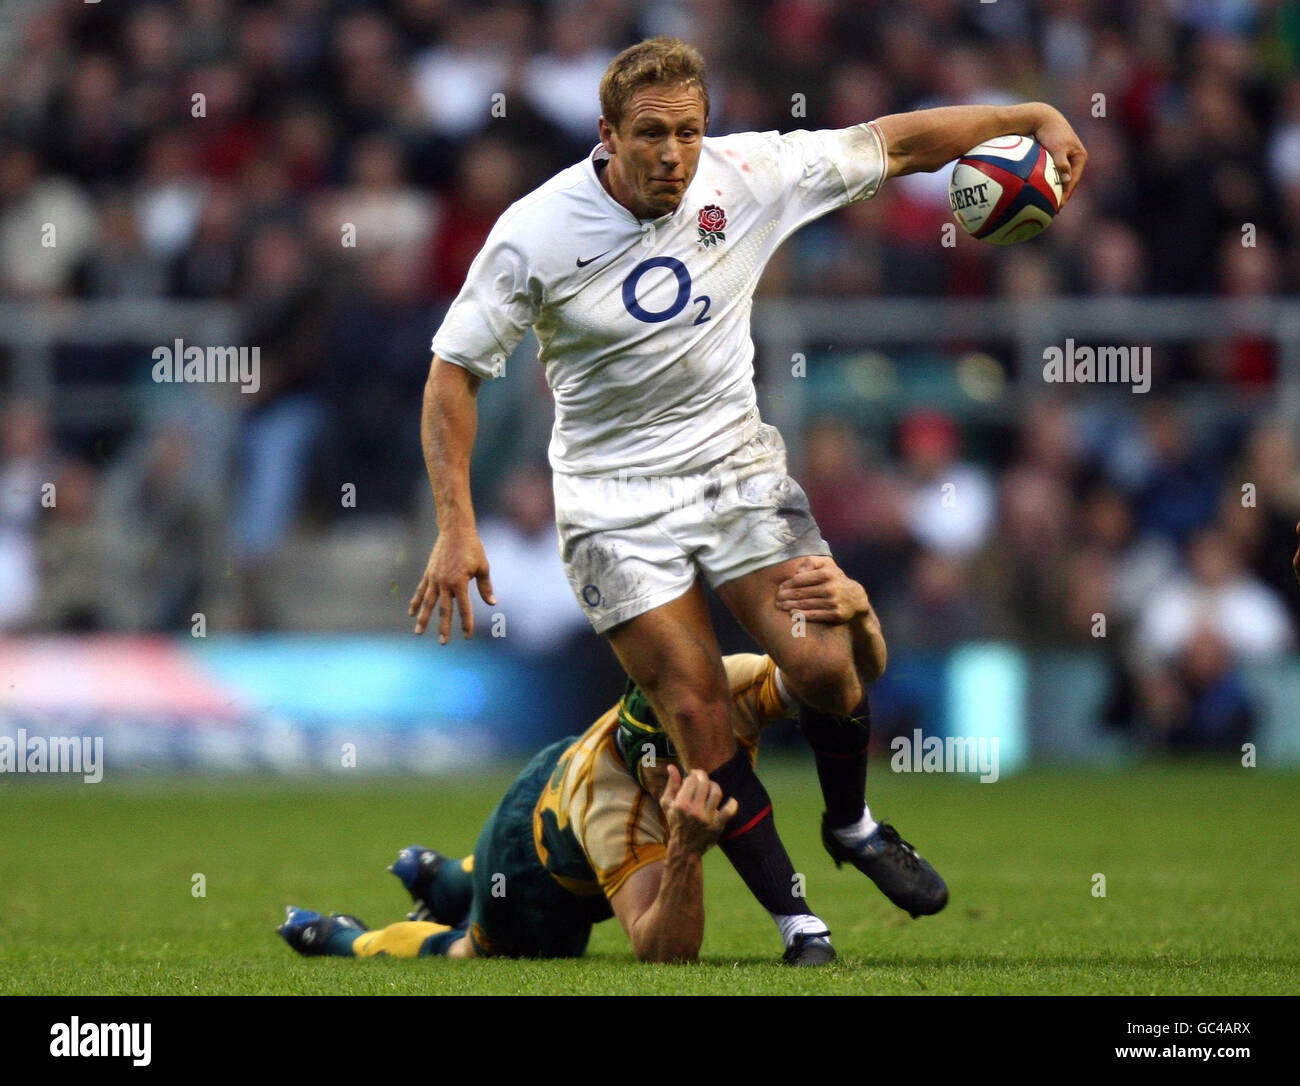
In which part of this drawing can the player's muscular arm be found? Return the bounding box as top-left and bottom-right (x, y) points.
(610, 767), (738, 964)
(409, 354), (496, 643)
(775, 556), (887, 682)
(872, 102), (1087, 202)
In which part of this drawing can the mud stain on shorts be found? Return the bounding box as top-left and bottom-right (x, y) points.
(565, 532), (648, 613)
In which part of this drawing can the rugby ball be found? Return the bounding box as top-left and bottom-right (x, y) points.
(948, 135), (1063, 245)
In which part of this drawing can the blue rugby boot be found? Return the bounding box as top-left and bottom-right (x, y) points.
(277, 906), (367, 957)
(388, 845), (464, 924)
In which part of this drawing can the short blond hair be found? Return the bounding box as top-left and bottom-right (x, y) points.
(599, 37), (709, 132)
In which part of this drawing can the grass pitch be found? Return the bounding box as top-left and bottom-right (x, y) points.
(1, 759), (1297, 995)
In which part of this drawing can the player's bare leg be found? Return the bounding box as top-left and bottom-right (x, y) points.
(717, 557), (948, 917)
(606, 579), (736, 772)
(715, 556), (863, 713)
(606, 580), (835, 963)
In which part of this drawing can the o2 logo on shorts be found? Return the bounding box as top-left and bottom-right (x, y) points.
(581, 584), (603, 608)
(622, 257), (711, 326)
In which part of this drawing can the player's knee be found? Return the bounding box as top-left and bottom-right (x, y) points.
(785, 655), (862, 717)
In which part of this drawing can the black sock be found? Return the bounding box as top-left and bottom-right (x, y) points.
(709, 749), (812, 917)
(798, 693), (870, 829)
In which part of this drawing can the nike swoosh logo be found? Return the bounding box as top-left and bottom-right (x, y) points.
(576, 251), (611, 267)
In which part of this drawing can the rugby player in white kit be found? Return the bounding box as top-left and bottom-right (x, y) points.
(411, 37), (1086, 964)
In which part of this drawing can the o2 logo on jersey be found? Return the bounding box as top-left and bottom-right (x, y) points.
(622, 257), (711, 326)
(581, 584), (603, 608)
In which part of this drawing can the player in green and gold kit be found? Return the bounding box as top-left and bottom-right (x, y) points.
(278, 558), (946, 966)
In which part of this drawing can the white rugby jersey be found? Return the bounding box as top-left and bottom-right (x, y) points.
(431, 123), (887, 476)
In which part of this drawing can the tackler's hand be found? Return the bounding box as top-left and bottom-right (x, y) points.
(775, 555), (871, 625)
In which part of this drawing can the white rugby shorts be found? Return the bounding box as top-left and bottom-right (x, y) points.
(553, 421), (830, 634)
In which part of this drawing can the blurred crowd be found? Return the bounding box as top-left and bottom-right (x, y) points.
(2, 0), (1300, 749)
(795, 403), (1299, 751)
(5, 0), (1300, 305)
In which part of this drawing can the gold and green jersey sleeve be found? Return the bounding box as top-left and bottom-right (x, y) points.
(720, 652), (797, 756)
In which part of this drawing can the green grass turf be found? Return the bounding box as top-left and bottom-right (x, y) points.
(1, 758), (1297, 994)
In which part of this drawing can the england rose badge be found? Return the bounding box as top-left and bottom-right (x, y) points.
(697, 204), (726, 248)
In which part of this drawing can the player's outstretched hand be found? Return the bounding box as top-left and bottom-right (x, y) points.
(409, 527), (496, 644)
(662, 765), (739, 856)
(1032, 104), (1087, 204)
(774, 555), (871, 624)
